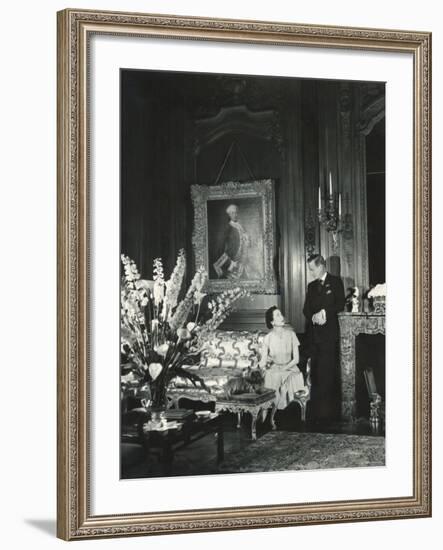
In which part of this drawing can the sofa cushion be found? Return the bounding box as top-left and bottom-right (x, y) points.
(199, 330), (266, 369)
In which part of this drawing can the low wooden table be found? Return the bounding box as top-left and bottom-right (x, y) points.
(215, 389), (276, 440)
(139, 412), (224, 476)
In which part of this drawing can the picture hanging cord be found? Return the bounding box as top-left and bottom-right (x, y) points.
(213, 140), (255, 186)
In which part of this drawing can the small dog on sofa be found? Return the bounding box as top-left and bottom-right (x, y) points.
(223, 368), (265, 399)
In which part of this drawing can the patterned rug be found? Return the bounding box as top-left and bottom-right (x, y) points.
(219, 431), (385, 474)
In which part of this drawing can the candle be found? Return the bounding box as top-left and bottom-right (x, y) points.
(318, 186), (321, 210)
(329, 172), (333, 196)
(338, 193), (342, 217)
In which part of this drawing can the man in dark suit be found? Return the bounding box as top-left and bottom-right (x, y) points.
(303, 254), (345, 424)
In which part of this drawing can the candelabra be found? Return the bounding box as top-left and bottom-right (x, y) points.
(318, 172), (342, 250)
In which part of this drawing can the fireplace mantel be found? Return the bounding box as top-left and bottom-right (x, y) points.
(338, 312), (385, 420)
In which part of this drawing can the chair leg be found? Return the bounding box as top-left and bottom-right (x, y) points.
(300, 401), (307, 423)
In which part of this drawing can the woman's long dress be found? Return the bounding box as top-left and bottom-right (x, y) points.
(260, 329), (305, 410)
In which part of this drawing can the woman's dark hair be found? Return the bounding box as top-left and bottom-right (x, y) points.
(265, 306), (278, 329)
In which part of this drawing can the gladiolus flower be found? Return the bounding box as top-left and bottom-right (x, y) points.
(153, 280), (164, 306)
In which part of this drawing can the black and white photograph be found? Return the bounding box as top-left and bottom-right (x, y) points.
(120, 68), (387, 480)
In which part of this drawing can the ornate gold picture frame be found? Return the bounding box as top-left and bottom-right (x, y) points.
(57, 8), (431, 540)
(192, 180), (277, 294)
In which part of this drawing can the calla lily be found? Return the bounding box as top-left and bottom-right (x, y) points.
(148, 362), (163, 381)
(154, 343), (169, 357)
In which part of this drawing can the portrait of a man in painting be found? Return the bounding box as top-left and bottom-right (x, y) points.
(209, 198), (264, 282)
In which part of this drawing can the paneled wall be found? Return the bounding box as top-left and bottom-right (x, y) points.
(121, 70), (385, 332)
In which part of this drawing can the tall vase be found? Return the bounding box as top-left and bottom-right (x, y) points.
(148, 383), (168, 429)
(372, 296), (386, 314)
(150, 381), (168, 410)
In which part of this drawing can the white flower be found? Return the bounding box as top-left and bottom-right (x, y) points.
(148, 363), (163, 381)
(153, 258), (165, 306)
(153, 280), (165, 306)
(121, 255), (141, 283)
(164, 249), (186, 313)
(186, 322), (196, 333)
(154, 343), (169, 357)
(368, 283), (386, 298)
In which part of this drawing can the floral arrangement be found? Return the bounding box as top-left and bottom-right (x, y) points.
(368, 283), (386, 298)
(367, 283), (386, 314)
(120, 250), (248, 409)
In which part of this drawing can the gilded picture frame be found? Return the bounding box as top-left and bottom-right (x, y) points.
(192, 179), (278, 294)
(57, 8), (431, 541)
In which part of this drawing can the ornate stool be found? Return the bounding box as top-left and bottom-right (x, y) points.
(215, 389), (276, 440)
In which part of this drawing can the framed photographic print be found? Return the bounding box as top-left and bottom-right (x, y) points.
(192, 179), (277, 293)
(57, 8), (431, 540)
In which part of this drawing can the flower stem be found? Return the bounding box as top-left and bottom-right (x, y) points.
(194, 301), (202, 324)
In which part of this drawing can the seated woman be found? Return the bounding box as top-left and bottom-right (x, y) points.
(259, 306), (306, 421)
